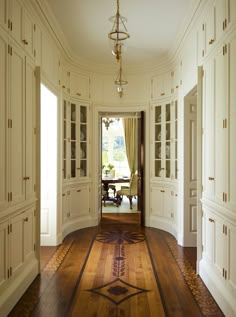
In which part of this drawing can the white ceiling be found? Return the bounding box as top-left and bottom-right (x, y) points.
(46, 0), (198, 67)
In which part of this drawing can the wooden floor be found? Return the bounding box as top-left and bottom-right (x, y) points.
(9, 213), (224, 317)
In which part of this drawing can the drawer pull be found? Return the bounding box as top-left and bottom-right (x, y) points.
(24, 217), (29, 222)
(23, 176), (30, 180)
(76, 92), (81, 96)
(208, 177), (214, 181)
(77, 189), (81, 193)
(161, 93), (165, 96)
(209, 218), (214, 223)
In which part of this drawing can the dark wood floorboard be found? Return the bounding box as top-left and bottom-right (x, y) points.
(8, 214), (224, 317)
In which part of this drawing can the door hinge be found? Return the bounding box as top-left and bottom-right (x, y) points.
(8, 119), (12, 128)
(223, 118), (227, 128)
(8, 192), (12, 202)
(202, 23), (205, 31)
(8, 44), (12, 56)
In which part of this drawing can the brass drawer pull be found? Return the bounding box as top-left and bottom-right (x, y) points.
(209, 218), (214, 223)
(77, 189), (81, 193)
(24, 217), (29, 222)
(208, 177), (214, 181)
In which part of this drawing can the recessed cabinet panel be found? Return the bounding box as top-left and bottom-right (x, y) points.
(10, 213), (24, 278)
(70, 72), (90, 100)
(214, 46), (227, 204)
(22, 9), (34, 57)
(9, 44), (25, 205)
(0, 0), (7, 29)
(0, 221), (8, 291)
(70, 186), (89, 218)
(203, 60), (215, 199)
(0, 33), (8, 212)
(23, 207), (35, 261)
(25, 57), (36, 201)
(9, 0), (23, 46)
(228, 36), (236, 211)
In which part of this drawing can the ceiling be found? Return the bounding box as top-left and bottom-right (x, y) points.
(45, 0), (199, 67)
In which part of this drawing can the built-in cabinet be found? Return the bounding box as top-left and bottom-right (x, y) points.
(63, 99), (89, 182)
(150, 97), (178, 235)
(200, 15), (236, 316)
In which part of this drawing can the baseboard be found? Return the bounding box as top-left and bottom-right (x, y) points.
(0, 258), (39, 317)
(199, 258), (236, 317)
(149, 215), (177, 240)
(62, 215), (98, 240)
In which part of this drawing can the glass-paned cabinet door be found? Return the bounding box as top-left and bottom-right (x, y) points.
(165, 103), (171, 179)
(63, 100), (68, 181)
(70, 103), (77, 179)
(174, 100), (178, 179)
(154, 105), (162, 178)
(79, 105), (87, 177)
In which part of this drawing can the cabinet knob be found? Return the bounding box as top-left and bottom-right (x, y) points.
(209, 218), (215, 223)
(208, 39), (214, 45)
(23, 176), (30, 180)
(161, 93), (165, 96)
(77, 189), (81, 192)
(24, 217), (29, 222)
(160, 190), (165, 193)
(76, 92), (81, 96)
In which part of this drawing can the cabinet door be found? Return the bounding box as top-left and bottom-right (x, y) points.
(25, 57), (36, 201)
(0, 221), (8, 292)
(153, 105), (162, 178)
(9, 43), (25, 205)
(214, 45), (227, 204)
(23, 207), (35, 262)
(214, 215), (227, 279)
(33, 23), (41, 66)
(70, 102), (78, 180)
(60, 65), (70, 94)
(62, 191), (70, 222)
(0, 32), (8, 212)
(79, 104), (88, 178)
(62, 99), (70, 182)
(150, 187), (164, 216)
(164, 103), (171, 180)
(10, 212), (24, 279)
(22, 8), (34, 57)
(203, 60), (215, 199)
(205, 5), (216, 55)
(0, 0), (8, 29)
(70, 185), (89, 218)
(203, 209), (214, 264)
(163, 188), (172, 219)
(70, 72), (90, 100)
(9, 0), (23, 47)
(227, 36), (236, 211)
(228, 223), (236, 294)
(197, 22), (205, 63)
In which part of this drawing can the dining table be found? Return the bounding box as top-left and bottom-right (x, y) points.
(102, 176), (130, 203)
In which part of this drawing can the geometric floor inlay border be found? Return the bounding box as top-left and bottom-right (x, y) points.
(164, 233), (224, 316)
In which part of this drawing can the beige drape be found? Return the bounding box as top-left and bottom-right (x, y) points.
(122, 118), (138, 175)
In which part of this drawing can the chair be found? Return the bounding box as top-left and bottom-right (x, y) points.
(116, 174), (138, 209)
(101, 190), (107, 207)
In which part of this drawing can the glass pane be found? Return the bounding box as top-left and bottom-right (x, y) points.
(175, 160), (178, 179)
(63, 101), (67, 119)
(155, 160), (161, 177)
(166, 141), (170, 159)
(63, 160), (66, 179)
(80, 125), (87, 141)
(155, 124), (161, 141)
(155, 143), (162, 159)
(71, 103), (76, 121)
(63, 140), (66, 159)
(80, 161), (87, 177)
(166, 104), (170, 121)
(80, 142), (86, 159)
(166, 161), (170, 178)
(175, 101), (178, 120)
(71, 141), (76, 159)
(80, 106), (87, 123)
(71, 122), (76, 140)
(155, 106), (162, 123)
(71, 160), (76, 177)
(166, 123), (171, 140)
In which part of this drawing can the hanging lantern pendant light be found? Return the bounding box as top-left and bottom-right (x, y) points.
(108, 0), (130, 42)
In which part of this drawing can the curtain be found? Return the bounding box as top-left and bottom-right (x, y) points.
(122, 118), (138, 175)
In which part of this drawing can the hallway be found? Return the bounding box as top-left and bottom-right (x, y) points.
(9, 214), (223, 317)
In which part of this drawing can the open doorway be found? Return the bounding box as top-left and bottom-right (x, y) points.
(40, 84), (58, 246)
(100, 113), (144, 224)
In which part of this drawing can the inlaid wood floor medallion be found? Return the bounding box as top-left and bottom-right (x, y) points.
(68, 230), (166, 317)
